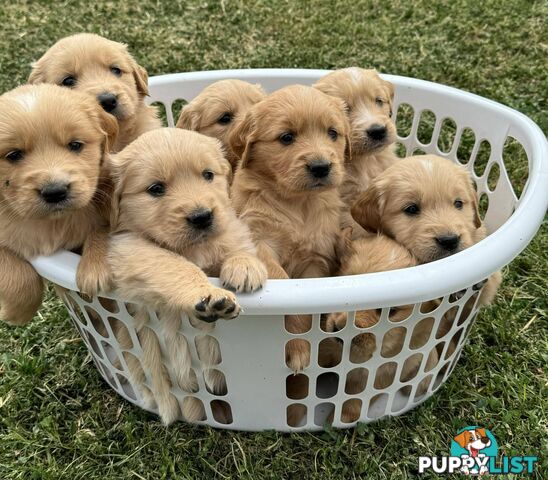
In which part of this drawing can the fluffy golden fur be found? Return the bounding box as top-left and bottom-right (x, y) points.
(229, 85), (350, 372)
(314, 68), (399, 236)
(107, 127), (266, 424)
(0, 84), (117, 326)
(323, 232), (439, 423)
(29, 33), (161, 152)
(351, 154), (501, 305)
(176, 79), (266, 171)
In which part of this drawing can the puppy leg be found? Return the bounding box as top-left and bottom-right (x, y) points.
(0, 247), (43, 326)
(416, 347), (439, 395)
(180, 396), (206, 423)
(286, 373), (309, 427)
(139, 324), (181, 425)
(115, 308), (156, 409)
(76, 227), (113, 296)
(195, 334), (226, 395)
(160, 310), (198, 394)
(478, 271), (502, 306)
(220, 253), (267, 293)
(108, 234), (241, 322)
(256, 243), (312, 373)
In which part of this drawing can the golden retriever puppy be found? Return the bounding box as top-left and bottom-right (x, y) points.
(176, 79), (266, 171)
(29, 33), (160, 152)
(107, 128), (267, 425)
(0, 84), (117, 326)
(229, 85), (350, 372)
(324, 231), (439, 423)
(351, 154), (501, 307)
(314, 68), (398, 236)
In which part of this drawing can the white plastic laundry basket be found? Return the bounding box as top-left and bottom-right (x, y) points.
(32, 69), (547, 431)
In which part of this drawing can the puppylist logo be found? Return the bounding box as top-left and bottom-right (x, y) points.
(418, 426), (538, 475)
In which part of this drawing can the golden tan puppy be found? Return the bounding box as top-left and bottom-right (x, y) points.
(0, 84), (117, 326)
(351, 154), (501, 305)
(229, 85), (350, 372)
(176, 79), (266, 170)
(314, 68), (398, 235)
(324, 232), (439, 423)
(107, 128), (267, 424)
(29, 33), (160, 152)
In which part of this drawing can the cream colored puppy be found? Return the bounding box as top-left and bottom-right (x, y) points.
(351, 154), (501, 306)
(176, 79), (266, 171)
(108, 128), (267, 424)
(29, 33), (160, 152)
(314, 68), (398, 235)
(0, 84), (117, 326)
(229, 85), (350, 372)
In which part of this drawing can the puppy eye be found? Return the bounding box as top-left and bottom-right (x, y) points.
(375, 97), (385, 107)
(454, 199), (464, 209)
(217, 112), (233, 125)
(110, 66), (122, 77)
(5, 149), (24, 163)
(147, 182), (166, 197)
(61, 76), (77, 88)
(328, 128), (338, 141)
(202, 170), (215, 182)
(279, 132), (295, 145)
(403, 203), (420, 215)
(68, 141), (84, 153)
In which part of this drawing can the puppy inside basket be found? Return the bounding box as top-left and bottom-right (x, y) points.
(105, 127), (266, 425)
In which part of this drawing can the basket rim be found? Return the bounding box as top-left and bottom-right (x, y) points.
(31, 69), (548, 314)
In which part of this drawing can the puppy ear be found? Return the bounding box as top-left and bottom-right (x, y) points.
(107, 153), (130, 231)
(98, 108), (119, 156)
(176, 105), (200, 130)
(351, 184), (384, 233)
(28, 58), (46, 84)
(453, 431), (469, 449)
(228, 111), (256, 168)
(469, 180), (482, 228)
(344, 133), (352, 163)
(383, 78), (395, 101)
(132, 61), (149, 97)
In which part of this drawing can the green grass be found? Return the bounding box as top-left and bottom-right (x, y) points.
(0, 1), (546, 478)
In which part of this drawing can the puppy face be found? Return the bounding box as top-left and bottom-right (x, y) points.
(229, 85), (349, 194)
(176, 80), (265, 165)
(110, 128), (232, 251)
(314, 68), (396, 156)
(0, 84), (117, 220)
(29, 33), (149, 129)
(351, 155), (482, 263)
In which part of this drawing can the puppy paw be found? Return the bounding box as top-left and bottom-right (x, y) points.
(285, 339), (311, 373)
(191, 287), (241, 323)
(0, 303), (37, 326)
(76, 257), (113, 296)
(220, 255), (267, 293)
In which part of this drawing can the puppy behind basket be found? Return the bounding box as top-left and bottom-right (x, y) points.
(31, 69), (548, 431)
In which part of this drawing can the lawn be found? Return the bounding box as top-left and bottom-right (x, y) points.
(0, 1), (546, 479)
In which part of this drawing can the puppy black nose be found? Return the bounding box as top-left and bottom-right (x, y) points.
(40, 183), (69, 204)
(366, 124), (387, 141)
(186, 208), (213, 230)
(436, 234), (460, 251)
(481, 437), (490, 444)
(307, 159), (332, 179)
(97, 92), (118, 113)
